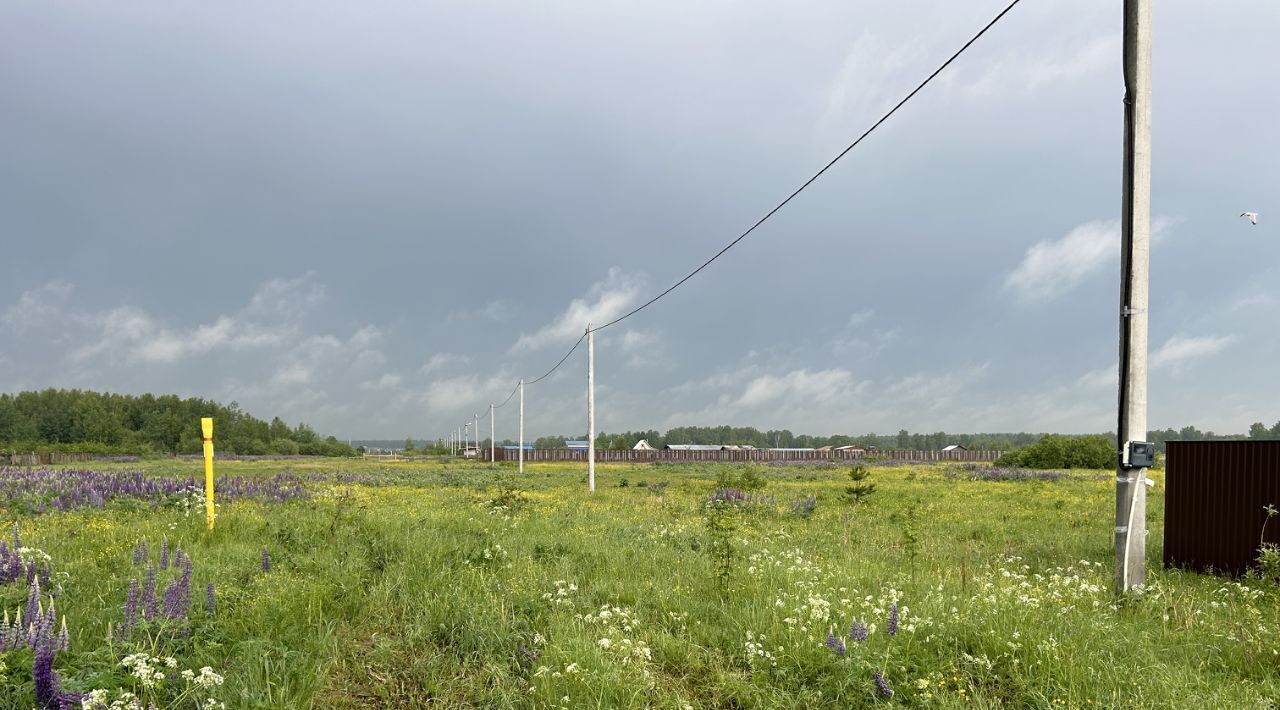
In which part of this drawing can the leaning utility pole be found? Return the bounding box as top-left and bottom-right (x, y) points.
(489, 403), (495, 468)
(518, 379), (525, 474)
(1116, 0), (1152, 593)
(587, 324), (596, 493)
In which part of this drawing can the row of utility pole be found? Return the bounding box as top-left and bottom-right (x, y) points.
(430, 0), (1152, 595)
(441, 380), (526, 474)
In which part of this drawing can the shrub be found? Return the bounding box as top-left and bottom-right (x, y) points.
(715, 464), (768, 491)
(995, 435), (1115, 470)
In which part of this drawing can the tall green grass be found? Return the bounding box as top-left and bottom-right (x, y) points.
(2, 459), (1276, 708)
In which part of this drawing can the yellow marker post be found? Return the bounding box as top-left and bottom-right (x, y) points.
(201, 417), (216, 529)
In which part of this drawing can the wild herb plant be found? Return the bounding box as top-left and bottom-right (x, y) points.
(899, 504), (922, 585)
(1257, 504), (1280, 583)
(701, 496), (740, 594)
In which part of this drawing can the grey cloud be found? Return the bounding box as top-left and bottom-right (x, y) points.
(2, 0), (1278, 437)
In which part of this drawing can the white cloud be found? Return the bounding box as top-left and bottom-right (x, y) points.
(1077, 333), (1235, 386)
(819, 32), (921, 136)
(1151, 334), (1234, 373)
(511, 268), (645, 352)
(959, 34), (1119, 98)
(618, 329), (669, 369)
(1005, 217), (1176, 303)
(832, 326), (899, 359)
(447, 300), (510, 324)
(847, 309), (875, 327)
(243, 272), (325, 321)
(420, 372), (514, 414)
(1076, 366), (1117, 391)
(420, 352), (470, 374)
(1, 280), (74, 332)
(1005, 219), (1117, 303)
(360, 373), (403, 391)
(58, 273), (326, 365)
(735, 368), (860, 408)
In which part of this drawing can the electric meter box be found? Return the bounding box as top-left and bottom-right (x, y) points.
(1123, 441), (1156, 469)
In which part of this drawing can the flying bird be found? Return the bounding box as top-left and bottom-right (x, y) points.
(1240, 211), (1258, 225)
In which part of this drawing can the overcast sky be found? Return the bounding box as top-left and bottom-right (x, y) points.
(2, 0), (1277, 440)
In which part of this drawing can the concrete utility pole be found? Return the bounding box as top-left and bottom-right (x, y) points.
(518, 379), (525, 474)
(587, 324), (596, 493)
(489, 403), (495, 468)
(1116, 0), (1152, 593)
(474, 414), (480, 452)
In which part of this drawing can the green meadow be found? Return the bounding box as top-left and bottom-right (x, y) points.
(2, 458), (1276, 708)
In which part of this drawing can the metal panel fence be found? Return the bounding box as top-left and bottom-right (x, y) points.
(0, 452), (96, 466)
(482, 448), (1003, 463)
(1164, 440), (1280, 576)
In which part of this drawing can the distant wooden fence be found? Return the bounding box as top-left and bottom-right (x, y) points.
(0, 452), (96, 466)
(1164, 440), (1280, 576)
(482, 448), (1003, 463)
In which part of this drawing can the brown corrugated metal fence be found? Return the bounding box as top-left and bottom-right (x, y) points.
(482, 448), (1003, 463)
(1164, 440), (1280, 576)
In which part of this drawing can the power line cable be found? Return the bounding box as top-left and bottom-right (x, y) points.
(450, 0), (1025, 428)
(592, 0), (1026, 333)
(493, 381), (520, 409)
(525, 331), (587, 386)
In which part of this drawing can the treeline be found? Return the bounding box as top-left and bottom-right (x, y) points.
(519, 423), (1280, 453)
(0, 389), (356, 456)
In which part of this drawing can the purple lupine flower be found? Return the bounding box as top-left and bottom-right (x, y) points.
(886, 602), (899, 636)
(873, 671), (894, 698)
(159, 538), (169, 570)
(119, 578), (140, 640)
(205, 582), (216, 616)
(161, 582), (180, 620)
(133, 539), (148, 565)
(849, 619), (868, 642)
(835, 638), (846, 656)
(32, 602), (60, 708)
(181, 558), (194, 611)
(518, 644), (538, 663)
(142, 563), (158, 621)
(57, 617), (69, 652)
(24, 576), (42, 625)
(261, 548), (271, 572)
(825, 630), (837, 651)
(5, 610), (20, 649)
(3, 611), (15, 650)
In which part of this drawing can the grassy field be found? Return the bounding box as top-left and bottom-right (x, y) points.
(1, 458), (1276, 708)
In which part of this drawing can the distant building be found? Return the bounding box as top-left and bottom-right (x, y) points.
(665, 444), (727, 451)
(816, 446), (833, 453)
(503, 444), (533, 451)
(565, 440), (590, 451)
(769, 448), (817, 452)
(633, 439), (656, 451)
(835, 445), (867, 453)
(942, 444), (967, 452)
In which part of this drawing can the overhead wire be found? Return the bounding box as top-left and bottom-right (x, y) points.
(447, 0), (1027, 434)
(593, 0), (1027, 333)
(492, 381), (520, 409)
(524, 331), (587, 386)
